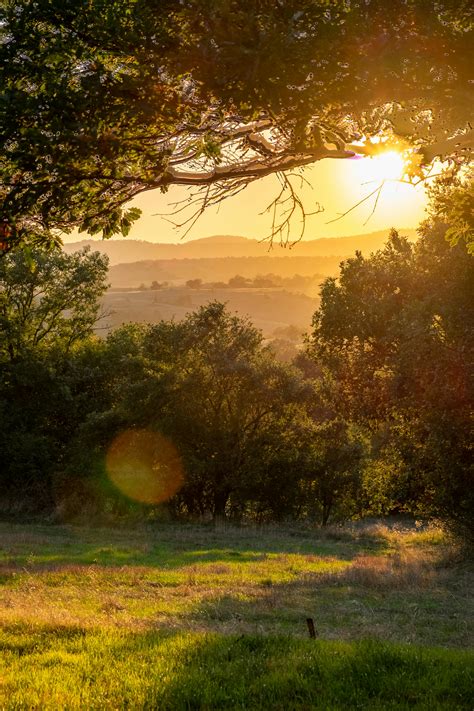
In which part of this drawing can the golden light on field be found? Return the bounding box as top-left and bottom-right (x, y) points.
(106, 429), (184, 504)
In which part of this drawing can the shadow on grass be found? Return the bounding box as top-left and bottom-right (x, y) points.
(178, 562), (473, 648)
(0, 521), (389, 577)
(0, 622), (89, 655)
(0, 623), (472, 709)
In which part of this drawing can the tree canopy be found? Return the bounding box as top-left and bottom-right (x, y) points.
(76, 302), (314, 520)
(1, 0), (473, 248)
(308, 178), (473, 538)
(0, 246), (110, 512)
(0, 247), (109, 360)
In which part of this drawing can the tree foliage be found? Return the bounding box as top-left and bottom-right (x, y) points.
(0, 247), (109, 360)
(1, 0), (472, 248)
(73, 302), (313, 519)
(0, 249), (110, 512)
(426, 168), (474, 253)
(309, 178), (473, 538)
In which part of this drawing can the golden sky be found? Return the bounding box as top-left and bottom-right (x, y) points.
(66, 155), (429, 244)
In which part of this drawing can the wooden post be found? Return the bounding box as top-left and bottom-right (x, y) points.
(306, 617), (316, 639)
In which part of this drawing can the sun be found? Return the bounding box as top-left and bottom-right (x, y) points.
(368, 150), (406, 182)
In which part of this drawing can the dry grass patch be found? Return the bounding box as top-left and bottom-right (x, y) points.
(0, 520), (471, 647)
(342, 549), (435, 590)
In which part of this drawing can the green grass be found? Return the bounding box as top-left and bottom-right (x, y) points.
(0, 521), (472, 708)
(1, 627), (472, 709)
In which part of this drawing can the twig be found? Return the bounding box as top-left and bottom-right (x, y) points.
(325, 185), (384, 225)
(363, 181), (385, 226)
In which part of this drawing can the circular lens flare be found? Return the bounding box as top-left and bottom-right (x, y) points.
(106, 429), (184, 504)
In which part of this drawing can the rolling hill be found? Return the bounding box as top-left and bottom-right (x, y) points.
(64, 228), (418, 265)
(106, 255), (342, 288)
(79, 228), (418, 337)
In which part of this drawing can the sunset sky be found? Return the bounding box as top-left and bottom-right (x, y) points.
(66, 155), (429, 244)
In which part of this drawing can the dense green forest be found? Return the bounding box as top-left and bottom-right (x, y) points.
(1, 177), (472, 542)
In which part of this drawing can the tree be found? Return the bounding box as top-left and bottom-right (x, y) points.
(425, 168), (474, 253)
(1, 0), (472, 249)
(310, 229), (417, 421)
(73, 302), (312, 520)
(303, 418), (365, 525)
(0, 337), (121, 514)
(268, 337), (300, 363)
(141, 303), (315, 518)
(308, 178), (473, 538)
(0, 248), (110, 513)
(185, 278), (203, 289)
(228, 275), (249, 288)
(0, 247), (109, 361)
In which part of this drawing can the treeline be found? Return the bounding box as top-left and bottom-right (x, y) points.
(135, 273), (322, 293)
(185, 274), (322, 292)
(0, 180), (472, 539)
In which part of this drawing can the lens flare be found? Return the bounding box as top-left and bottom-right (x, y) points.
(106, 429), (184, 504)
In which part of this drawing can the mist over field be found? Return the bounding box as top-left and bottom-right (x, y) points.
(68, 230), (418, 337)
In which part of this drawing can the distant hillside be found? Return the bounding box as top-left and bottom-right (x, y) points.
(100, 286), (318, 337)
(64, 229), (418, 265)
(107, 256), (343, 288)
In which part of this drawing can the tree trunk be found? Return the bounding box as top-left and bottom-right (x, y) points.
(321, 500), (332, 527)
(213, 488), (229, 521)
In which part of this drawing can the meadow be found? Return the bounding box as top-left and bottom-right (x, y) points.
(0, 521), (472, 709)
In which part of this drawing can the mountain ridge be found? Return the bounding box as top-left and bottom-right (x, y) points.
(64, 229), (418, 265)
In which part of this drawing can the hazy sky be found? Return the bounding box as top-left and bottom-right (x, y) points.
(65, 155), (429, 244)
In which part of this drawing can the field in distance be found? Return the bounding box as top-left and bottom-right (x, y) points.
(0, 521), (472, 709)
(99, 283), (318, 338)
(77, 230), (417, 339)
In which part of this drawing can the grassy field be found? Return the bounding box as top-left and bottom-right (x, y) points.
(0, 521), (472, 708)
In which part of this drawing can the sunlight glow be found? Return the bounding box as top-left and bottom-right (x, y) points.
(106, 429), (184, 504)
(367, 151), (406, 183)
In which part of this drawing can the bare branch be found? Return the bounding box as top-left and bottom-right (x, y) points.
(363, 183), (385, 226)
(258, 172), (323, 247)
(325, 185), (386, 225)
